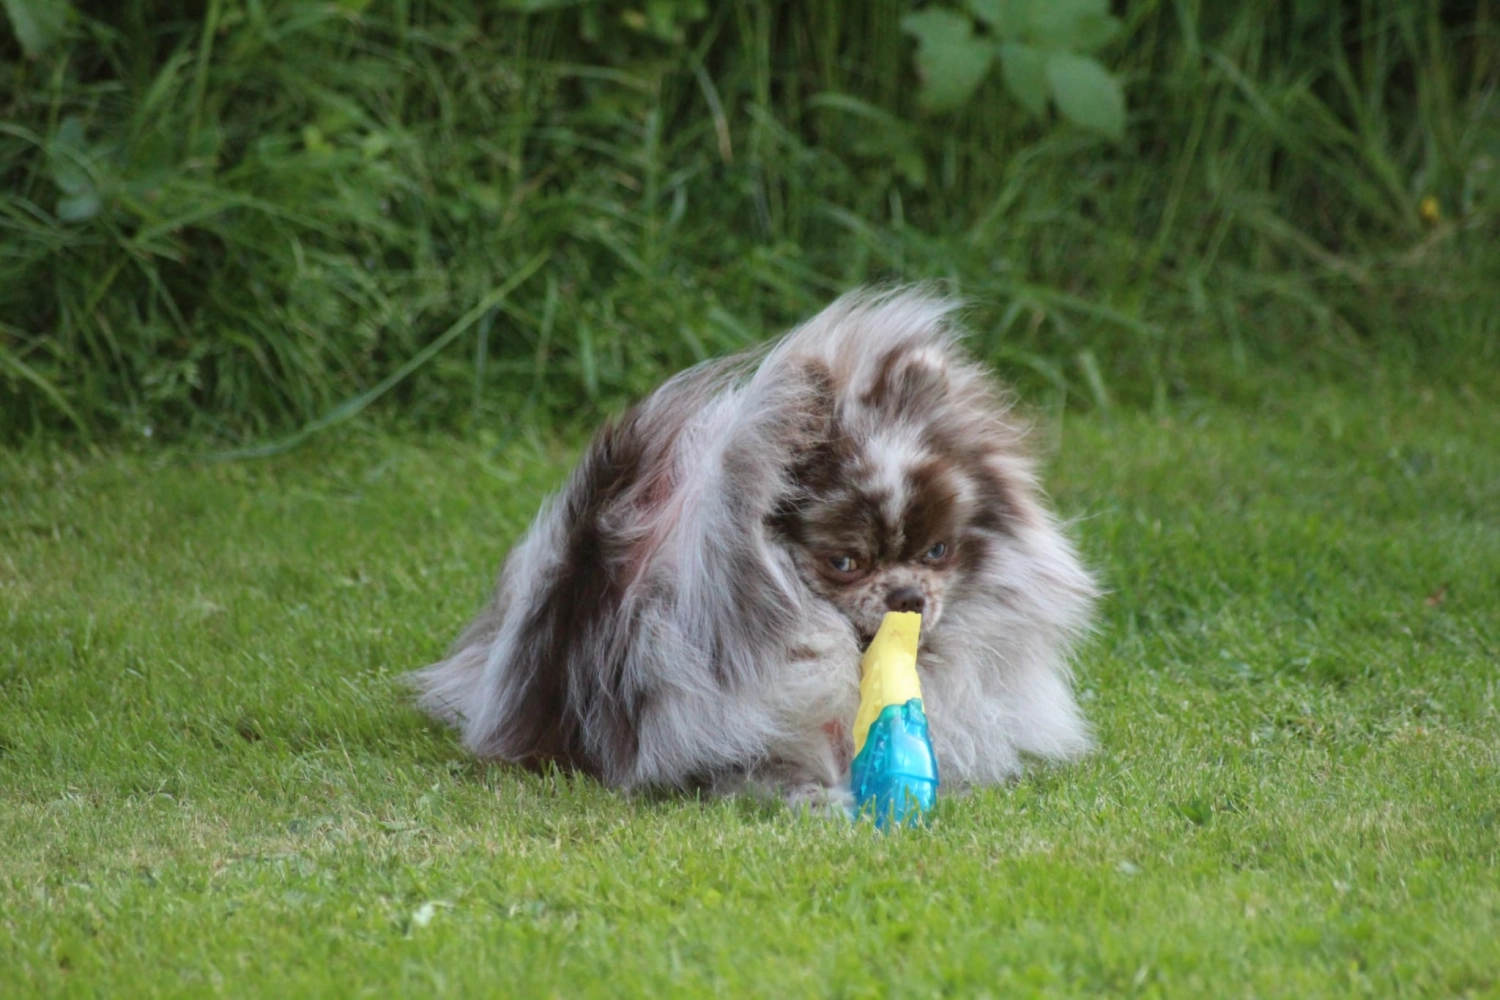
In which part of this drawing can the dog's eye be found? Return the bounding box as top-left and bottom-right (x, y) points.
(828, 554), (860, 574)
(923, 541), (948, 562)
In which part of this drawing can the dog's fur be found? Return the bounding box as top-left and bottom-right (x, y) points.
(409, 288), (1097, 807)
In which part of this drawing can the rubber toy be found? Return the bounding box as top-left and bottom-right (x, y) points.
(849, 610), (939, 827)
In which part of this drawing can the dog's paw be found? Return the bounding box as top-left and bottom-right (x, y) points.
(782, 780), (854, 820)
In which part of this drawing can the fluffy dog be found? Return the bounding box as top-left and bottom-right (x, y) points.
(409, 288), (1097, 807)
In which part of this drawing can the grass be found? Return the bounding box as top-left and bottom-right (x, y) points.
(2, 0), (1498, 440)
(3, 368), (1497, 996)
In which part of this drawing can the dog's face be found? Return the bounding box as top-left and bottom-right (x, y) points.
(776, 437), (975, 643)
(770, 347), (1009, 646)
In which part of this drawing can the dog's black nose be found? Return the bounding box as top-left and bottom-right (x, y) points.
(885, 587), (926, 614)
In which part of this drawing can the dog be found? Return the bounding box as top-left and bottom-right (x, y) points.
(409, 287), (1097, 809)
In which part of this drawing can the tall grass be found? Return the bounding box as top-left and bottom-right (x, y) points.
(1, 0), (1496, 443)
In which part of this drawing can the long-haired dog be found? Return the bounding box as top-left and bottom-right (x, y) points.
(409, 288), (1097, 808)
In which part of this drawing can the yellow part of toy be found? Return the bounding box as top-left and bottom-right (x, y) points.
(852, 611), (924, 756)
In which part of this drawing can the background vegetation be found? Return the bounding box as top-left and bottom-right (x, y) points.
(2, 0), (1496, 444)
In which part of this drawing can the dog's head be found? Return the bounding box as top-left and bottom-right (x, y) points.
(768, 341), (1025, 645)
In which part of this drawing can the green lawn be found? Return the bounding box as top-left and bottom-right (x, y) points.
(3, 374), (1497, 997)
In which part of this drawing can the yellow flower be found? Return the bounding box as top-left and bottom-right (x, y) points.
(1419, 195), (1442, 223)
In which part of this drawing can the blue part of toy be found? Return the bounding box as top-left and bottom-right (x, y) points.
(849, 698), (940, 828)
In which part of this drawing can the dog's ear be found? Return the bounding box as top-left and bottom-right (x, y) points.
(772, 358), (838, 454)
(723, 357), (839, 516)
(862, 345), (949, 420)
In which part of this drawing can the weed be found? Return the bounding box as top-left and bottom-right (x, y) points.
(1, 1), (1496, 443)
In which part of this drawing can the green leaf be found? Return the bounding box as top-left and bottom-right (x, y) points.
(48, 116), (96, 197)
(901, 9), (994, 113)
(999, 42), (1049, 119)
(57, 192), (101, 223)
(1, 0), (69, 57)
(1065, 10), (1121, 53)
(967, 0), (1016, 34)
(1045, 51), (1125, 140)
(1026, 0), (1116, 52)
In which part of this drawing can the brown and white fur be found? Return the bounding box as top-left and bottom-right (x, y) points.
(409, 288), (1097, 809)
